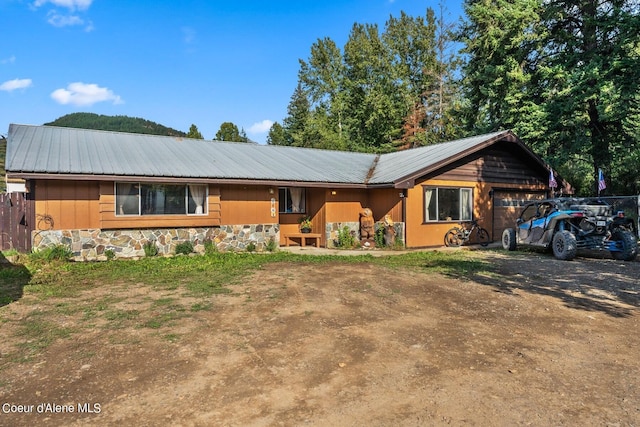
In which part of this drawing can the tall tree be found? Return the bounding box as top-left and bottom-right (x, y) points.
(266, 121), (287, 145)
(186, 124), (203, 139)
(282, 83), (311, 147)
(541, 0), (640, 194)
(458, 0), (640, 195)
(214, 122), (248, 142)
(343, 22), (404, 151)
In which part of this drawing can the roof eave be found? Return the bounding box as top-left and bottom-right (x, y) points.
(7, 172), (381, 189)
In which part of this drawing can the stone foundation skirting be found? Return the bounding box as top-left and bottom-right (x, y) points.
(32, 224), (280, 260)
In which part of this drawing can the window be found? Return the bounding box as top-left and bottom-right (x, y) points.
(278, 187), (306, 213)
(115, 183), (208, 216)
(424, 187), (472, 222)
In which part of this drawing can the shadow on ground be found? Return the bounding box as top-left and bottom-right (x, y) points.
(0, 253), (32, 307)
(460, 250), (639, 318)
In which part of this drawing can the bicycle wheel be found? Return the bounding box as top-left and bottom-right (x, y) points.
(476, 227), (490, 247)
(444, 228), (463, 247)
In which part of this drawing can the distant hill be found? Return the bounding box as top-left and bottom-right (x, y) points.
(45, 113), (188, 137)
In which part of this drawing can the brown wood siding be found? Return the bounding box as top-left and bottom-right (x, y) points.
(368, 188), (403, 223)
(100, 182), (221, 229)
(34, 180), (100, 230)
(435, 142), (547, 185)
(220, 185), (274, 225)
(325, 189), (369, 222)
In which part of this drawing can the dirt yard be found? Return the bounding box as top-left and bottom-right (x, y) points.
(1, 250), (639, 426)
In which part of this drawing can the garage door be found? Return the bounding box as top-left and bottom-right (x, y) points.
(493, 190), (547, 240)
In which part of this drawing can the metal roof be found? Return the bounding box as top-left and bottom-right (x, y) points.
(5, 124), (525, 187)
(370, 130), (517, 186)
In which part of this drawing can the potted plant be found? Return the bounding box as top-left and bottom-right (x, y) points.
(299, 215), (313, 233)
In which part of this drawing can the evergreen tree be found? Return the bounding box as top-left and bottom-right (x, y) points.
(214, 122), (248, 142)
(267, 122), (287, 145)
(187, 124), (203, 139)
(282, 83), (311, 147)
(458, 0), (640, 195)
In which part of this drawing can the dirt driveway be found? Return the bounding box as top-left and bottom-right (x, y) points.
(1, 250), (639, 426)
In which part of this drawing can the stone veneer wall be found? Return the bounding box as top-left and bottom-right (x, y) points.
(325, 221), (405, 248)
(32, 224), (280, 261)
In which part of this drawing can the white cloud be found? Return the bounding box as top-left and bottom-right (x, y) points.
(0, 78), (33, 92)
(1, 56), (16, 65)
(33, 0), (93, 11)
(51, 82), (123, 106)
(47, 11), (84, 27)
(248, 119), (274, 134)
(46, 9), (94, 30)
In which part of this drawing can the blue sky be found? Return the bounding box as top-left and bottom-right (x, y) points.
(1, 0), (463, 144)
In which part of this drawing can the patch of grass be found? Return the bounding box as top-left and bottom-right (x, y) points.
(190, 301), (213, 312)
(14, 314), (74, 361)
(0, 264), (31, 306)
(104, 309), (141, 329)
(163, 333), (180, 343)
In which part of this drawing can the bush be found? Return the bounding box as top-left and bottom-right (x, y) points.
(175, 241), (194, 255)
(204, 239), (218, 255)
(30, 244), (73, 262)
(246, 242), (256, 253)
(374, 227), (386, 248)
(337, 226), (357, 249)
(143, 241), (159, 257)
(104, 249), (116, 261)
(266, 237), (278, 252)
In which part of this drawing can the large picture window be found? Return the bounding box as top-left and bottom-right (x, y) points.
(424, 187), (472, 222)
(278, 187), (306, 213)
(115, 183), (208, 216)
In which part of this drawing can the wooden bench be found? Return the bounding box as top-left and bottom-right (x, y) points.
(284, 233), (322, 247)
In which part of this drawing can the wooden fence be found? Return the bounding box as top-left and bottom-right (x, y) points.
(0, 192), (34, 252)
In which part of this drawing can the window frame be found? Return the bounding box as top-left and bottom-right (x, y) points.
(114, 182), (208, 216)
(278, 187), (306, 214)
(423, 186), (473, 223)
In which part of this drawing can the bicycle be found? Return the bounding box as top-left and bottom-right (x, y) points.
(444, 219), (490, 247)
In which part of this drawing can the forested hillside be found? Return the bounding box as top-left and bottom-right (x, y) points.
(45, 113), (187, 137)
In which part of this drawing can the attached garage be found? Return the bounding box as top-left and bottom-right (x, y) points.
(492, 189), (549, 241)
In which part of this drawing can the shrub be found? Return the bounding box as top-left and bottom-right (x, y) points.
(246, 242), (256, 253)
(143, 241), (159, 257)
(204, 239), (218, 255)
(175, 241), (194, 255)
(104, 249), (116, 261)
(337, 226), (357, 249)
(265, 237), (278, 252)
(30, 244), (73, 262)
(374, 227), (386, 248)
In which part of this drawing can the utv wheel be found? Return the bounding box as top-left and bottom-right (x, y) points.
(501, 228), (517, 251)
(476, 227), (490, 247)
(552, 230), (577, 260)
(444, 228), (462, 247)
(611, 230), (638, 261)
